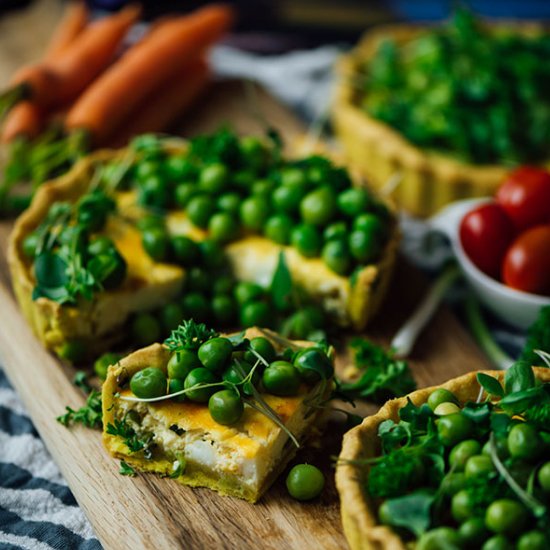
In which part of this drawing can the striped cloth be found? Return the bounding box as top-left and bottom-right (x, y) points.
(0, 369), (101, 549)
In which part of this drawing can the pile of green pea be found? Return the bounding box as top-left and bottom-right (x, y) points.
(126, 335), (333, 427)
(377, 388), (550, 550)
(119, 131), (392, 277)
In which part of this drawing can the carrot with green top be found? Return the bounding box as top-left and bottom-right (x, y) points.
(65, 4), (234, 144)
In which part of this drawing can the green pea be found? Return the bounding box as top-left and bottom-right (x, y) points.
(252, 179), (274, 196)
(135, 160), (160, 182)
(94, 352), (122, 380)
(168, 377), (186, 402)
(167, 350), (201, 379)
(240, 301), (271, 328)
(291, 224), (322, 258)
(160, 303), (185, 333)
(217, 192), (241, 215)
(437, 413), (474, 446)
(286, 464), (325, 501)
(282, 307), (325, 340)
(322, 239), (352, 275)
(293, 348), (334, 383)
(57, 340), (86, 363)
(142, 228), (170, 262)
(213, 275), (235, 296)
(482, 535), (514, 550)
(323, 222), (347, 242)
(378, 501), (393, 525)
(22, 232), (39, 259)
(88, 236), (116, 256)
(88, 251), (127, 290)
(416, 528), (462, 550)
(459, 518), (489, 547)
(184, 367), (218, 402)
(232, 170), (255, 190)
(199, 239), (226, 269)
(280, 167), (307, 188)
(181, 292), (210, 322)
(450, 440), (482, 471)
(234, 281), (264, 305)
(349, 228), (381, 263)
(208, 212), (239, 243)
(171, 235), (200, 266)
(482, 437), (510, 460)
(538, 461), (550, 492)
(300, 187), (336, 226)
(174, 182), (196, 208)
(507, 423), (542, 461)
(263, 361), (301, 396)
(428, 388), (459, 411)
(164, 155), (194, 181)
(187, 195), (216, 229)
(337, 188), (371, 217)
(465, 455), (494, 478)
(264, 214), (293, 244)
(199, 163), (228, 194)
(451, 489), (475, 522)
(131, 313), (161, 346)
(136, 215), (164, 232)
(272, 184), (306, 214)
(240, 196), (271, 231)
(485, 499), (527, 536)
(198, 337), (233, 372)
(212, 295), (237, 326)
(240, 136), (266, 170)
(208, 390), (244, 425)
(223, 360), (259, 395)
(185, 267), (213, 294)
(138, 176), (170, 209)
(517, 530), (549, 550)
(244, 337), (277, 365)
(130, 367), (167, 398)
(440, 472), (466, 497)
(353, 213), (386, 235)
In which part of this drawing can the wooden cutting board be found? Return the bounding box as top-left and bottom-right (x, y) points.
(0, 2), (491, 549)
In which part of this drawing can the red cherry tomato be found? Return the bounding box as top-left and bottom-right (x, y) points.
(496, 166), (550, 231)
(502, 225), (550, 296)
(459, 203), (515, 278)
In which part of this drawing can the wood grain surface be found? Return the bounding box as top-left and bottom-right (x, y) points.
(0, 2), (491, 549)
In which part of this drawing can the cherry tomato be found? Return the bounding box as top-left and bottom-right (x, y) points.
(459, 203), (515, 278)
(496, 167), (550, 231)
(502, 225), (550, 295)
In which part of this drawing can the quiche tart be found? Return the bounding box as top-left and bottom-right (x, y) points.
(102, 326), (333, 502)
(336, 367), (550, 550)
(9, 132), (399, 360)
(332, 22), (549, 217)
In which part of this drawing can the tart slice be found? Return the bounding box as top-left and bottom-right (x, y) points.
(103, 324), (334, 502)
(336, 365), (550, 550)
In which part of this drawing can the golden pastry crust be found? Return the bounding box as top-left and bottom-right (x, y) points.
(102, 327), (331, 502)
(335, 367), (550, 550)
(9, 138), (398, 359)
(332, 23), (549, 217)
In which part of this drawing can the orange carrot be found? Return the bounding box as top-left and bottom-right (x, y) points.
(5, 5), (140, 111)
(65, 4), (233, 143)
(46, 1), (89, 58)
(1, 2), (89, 143)
(105, 59), (209, 147)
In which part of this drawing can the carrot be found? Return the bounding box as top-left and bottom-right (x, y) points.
(0, 5), (140, 114)
(46, 1), (89, 58)
(105, 59), (209, 147)
(65, 4), (233, 144)
(1, 2), (89, 143)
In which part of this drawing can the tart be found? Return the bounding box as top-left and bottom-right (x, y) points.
(102, 326), (333, 502)
(9, 131), (399, 360)
(332, 21), (549, 217)
(336, 366), (550, 550)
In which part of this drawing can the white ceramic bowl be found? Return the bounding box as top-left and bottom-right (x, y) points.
(430, 199), (550, 330)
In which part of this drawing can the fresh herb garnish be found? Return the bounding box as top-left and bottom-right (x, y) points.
(336, 339), (416, 403)
(164, 319), (219, 352)
(57, 389), (103, 429)
(106, 416), (154, 458)
(119, 460), (136, 477)
(520, 306), (550, 367)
